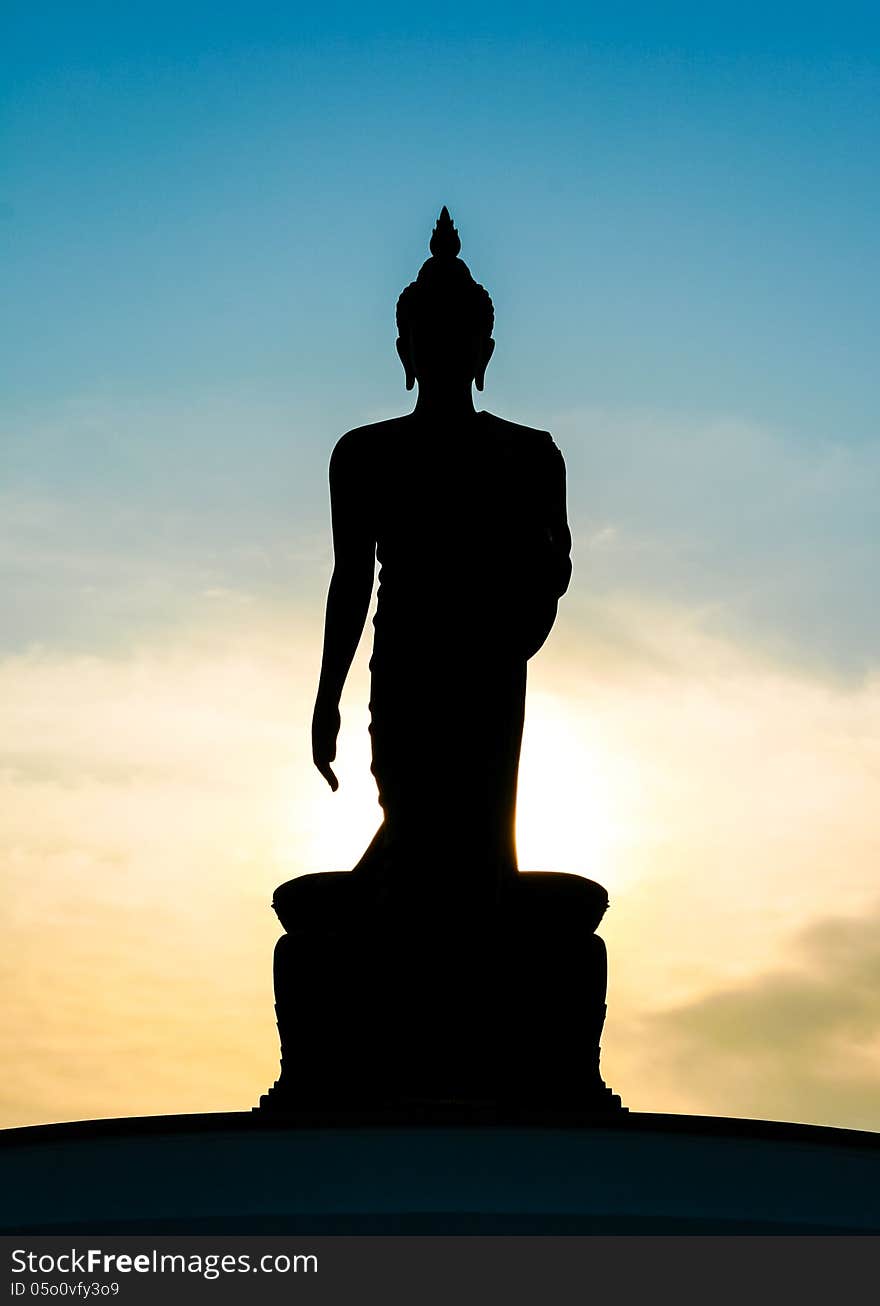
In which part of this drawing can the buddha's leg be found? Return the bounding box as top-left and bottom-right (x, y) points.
(440, 655), (526, 893)
(362, 655), (531, 1095)
(367, 655), (526, 904)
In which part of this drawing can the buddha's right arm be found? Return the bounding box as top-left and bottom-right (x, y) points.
(314, 435), (376, 708)
(315, 563), (374, 706)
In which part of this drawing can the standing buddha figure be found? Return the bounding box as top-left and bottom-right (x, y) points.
(310, 207), (573, 905)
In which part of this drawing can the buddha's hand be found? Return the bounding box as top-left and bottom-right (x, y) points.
(311, 697), (341, 792)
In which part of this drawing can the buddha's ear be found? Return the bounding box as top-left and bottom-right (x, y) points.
(396, 337), (416, 391)
(474, 337), (495, 392)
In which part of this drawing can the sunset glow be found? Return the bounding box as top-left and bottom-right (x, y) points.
(3, 4), (879, 1132)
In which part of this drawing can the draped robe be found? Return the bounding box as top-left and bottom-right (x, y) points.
(342, 410), (571, 897)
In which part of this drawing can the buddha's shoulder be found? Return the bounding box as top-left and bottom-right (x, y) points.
(480, 411), (563, 458)
(330, 416), (411, 469)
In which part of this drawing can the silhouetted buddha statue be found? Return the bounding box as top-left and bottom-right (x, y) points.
(263, 209), (621, 1114)
(309, 207), (573, 903)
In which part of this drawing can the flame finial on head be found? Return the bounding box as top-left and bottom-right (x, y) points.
(429, 206), (462, 260)
(396, 205), (494, 339)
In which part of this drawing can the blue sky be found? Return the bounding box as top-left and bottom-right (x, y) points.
(5, 4), (878, 429)
(2, 4), (880, 1127)
(4, 3), (878, 669)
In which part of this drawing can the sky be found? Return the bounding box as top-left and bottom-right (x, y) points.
(2, 3), (879, 1129)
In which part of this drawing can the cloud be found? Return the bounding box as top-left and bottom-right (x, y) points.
(5, 395), (879, 690)
(0, 486), (329, 652)
(547, 407), (880, 679)
(631, 904), (880, 1131)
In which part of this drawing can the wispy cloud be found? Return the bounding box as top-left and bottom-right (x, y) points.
(0, 484), (329, 652)
(548, 407), (880, 678)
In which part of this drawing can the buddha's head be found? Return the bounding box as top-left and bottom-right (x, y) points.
(395, 207), (495, 393)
